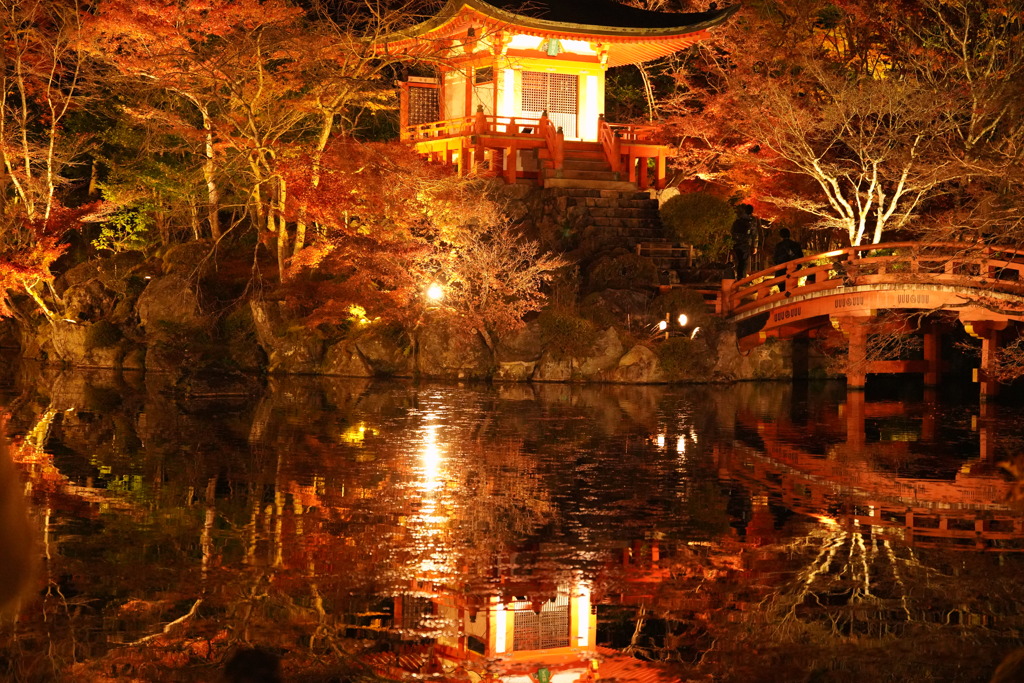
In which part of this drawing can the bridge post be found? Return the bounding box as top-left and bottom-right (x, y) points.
(963, 320), (1006, 401)
(979, 329), (1000, 401)
(923, 323), (942, 388)
(833, 316), (872, 390)
(843, 389), (865, 450)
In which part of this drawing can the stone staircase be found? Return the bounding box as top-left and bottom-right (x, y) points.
(539, 140), (637, 191)
(544, 186), (662, 249)
(532, 141), (694, 282)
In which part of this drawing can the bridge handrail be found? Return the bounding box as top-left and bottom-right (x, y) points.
(722, 241), (1024, 317)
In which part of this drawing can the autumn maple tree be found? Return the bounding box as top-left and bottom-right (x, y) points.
(279, 137), (562, 348)
(0, 0), (94, 318)
(668, 0), (1024, 246)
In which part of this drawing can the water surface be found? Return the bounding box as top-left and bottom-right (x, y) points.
(2, 365), (1023, 682)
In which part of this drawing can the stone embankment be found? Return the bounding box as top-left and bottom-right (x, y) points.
(2, 243), (799, 386)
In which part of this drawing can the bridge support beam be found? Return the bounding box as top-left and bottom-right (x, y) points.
(963, 320), (1007, 401)
(923, 323), (942, 388)
(832, 315), (873, 390)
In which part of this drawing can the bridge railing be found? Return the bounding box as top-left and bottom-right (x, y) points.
(722, 242), (1024, 317)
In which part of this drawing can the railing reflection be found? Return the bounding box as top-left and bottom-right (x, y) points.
(718, 387), (1023, 552)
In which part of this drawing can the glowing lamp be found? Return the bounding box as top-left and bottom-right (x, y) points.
(657, 320), (668, 331)
(426, 283), (444, 302)
(677, 313), (688, 327)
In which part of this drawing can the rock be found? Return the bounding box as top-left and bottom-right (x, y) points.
(322, 342), (374, 377)
(352, 328), (414, 377)
(161, 241), (214, 276)
(250, 301), (323, 374)
(532, 351), (574, 382)
(576, 327), (624, 377)
(496, 321), (544, 362)
(495, 360), (535, 382)
(137, 275), (203, 329)
(708, 326), (794, 381)
(416, 320), (492, 379)
(603, 344), (664, 384)
(49, 320), (131, 368)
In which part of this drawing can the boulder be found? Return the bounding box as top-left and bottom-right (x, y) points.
(576, 327), (624, 377)
(603, 344), (664, 384)
(49, 320), (131, 368)
(496, 321), (544, 363)
(532, 351), (574, 382)
(322, 342), (374, 378)
(495, 360), (535, 382)
(352, 328), (414, 377)
(137, 275), (203, 330)
(250, 301), (323, 374)
(416, 321), (492, 380)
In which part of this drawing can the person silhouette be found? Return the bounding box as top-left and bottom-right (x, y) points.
(772, 228), (803, 292)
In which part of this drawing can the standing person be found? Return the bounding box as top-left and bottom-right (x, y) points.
(773, 228), (803, 292)
(730, 204), (757, 279)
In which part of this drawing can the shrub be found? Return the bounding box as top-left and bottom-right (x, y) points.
(656, 337), (713, 379)
(538, 308), (598, 358)
(92, 207), (154, 253)
(660, 193), (735, 262)
(587, 253), (658, 291)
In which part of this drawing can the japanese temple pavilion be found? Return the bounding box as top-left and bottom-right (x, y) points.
(380, 0), (737, 190)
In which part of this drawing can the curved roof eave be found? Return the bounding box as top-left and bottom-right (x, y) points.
(383, 0), (739, 42)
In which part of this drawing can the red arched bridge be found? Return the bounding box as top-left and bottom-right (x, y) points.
(719, 242), (1024, 397)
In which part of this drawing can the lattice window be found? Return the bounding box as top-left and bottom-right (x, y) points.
(521, 71), (578, 138)
(408, 86), (439, 126)
(511, 597), (570, 652)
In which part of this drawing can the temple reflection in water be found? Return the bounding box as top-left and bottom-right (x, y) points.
(2, 365), (1024, 681)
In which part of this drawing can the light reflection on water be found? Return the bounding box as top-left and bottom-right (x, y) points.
(1, 366), (1023, 682)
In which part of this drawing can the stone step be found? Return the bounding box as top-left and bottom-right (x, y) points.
(543, 187), (654, 200)
(563, 159), (611, 171)
(589, 216), (661, 229)
(557, 169), (621, 181)
(543, 178), (638, 191)
(587, 207), (658, 219)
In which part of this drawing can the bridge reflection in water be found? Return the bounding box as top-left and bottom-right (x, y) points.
(717, 386), (1022, 554)
(4, 371), (1024, 681)
(722, 242), (1024, 398)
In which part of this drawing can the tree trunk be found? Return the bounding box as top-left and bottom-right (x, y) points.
(200, 108), (221, 240)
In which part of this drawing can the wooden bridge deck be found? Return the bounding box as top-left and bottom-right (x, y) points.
(718, 242), (1024, 396)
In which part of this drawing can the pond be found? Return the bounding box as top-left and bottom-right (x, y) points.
(1, 363), (1023, 682)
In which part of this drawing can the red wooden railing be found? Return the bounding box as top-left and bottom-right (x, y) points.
(402, 110), (671, 189)
(597, 115), (621, 174)
(722, 241), (1024, 318)
(540, 112), (564, 173)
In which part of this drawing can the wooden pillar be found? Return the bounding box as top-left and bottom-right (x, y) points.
(923, 323), (942, 388)
(638, 156), (649, 190)
(979, 329), (999, 400)
(655, 154), (666, 190)
(503, 144), (517, 184)
(834, 316), (870, 390)
(843, 389), (865, 450)
(399, 82), (410, 139)
(963, 320), (1007, 401)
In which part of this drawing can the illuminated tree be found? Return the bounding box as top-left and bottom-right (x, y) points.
(668, 0), (1024, 246)
(0, 0), (93, 318)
